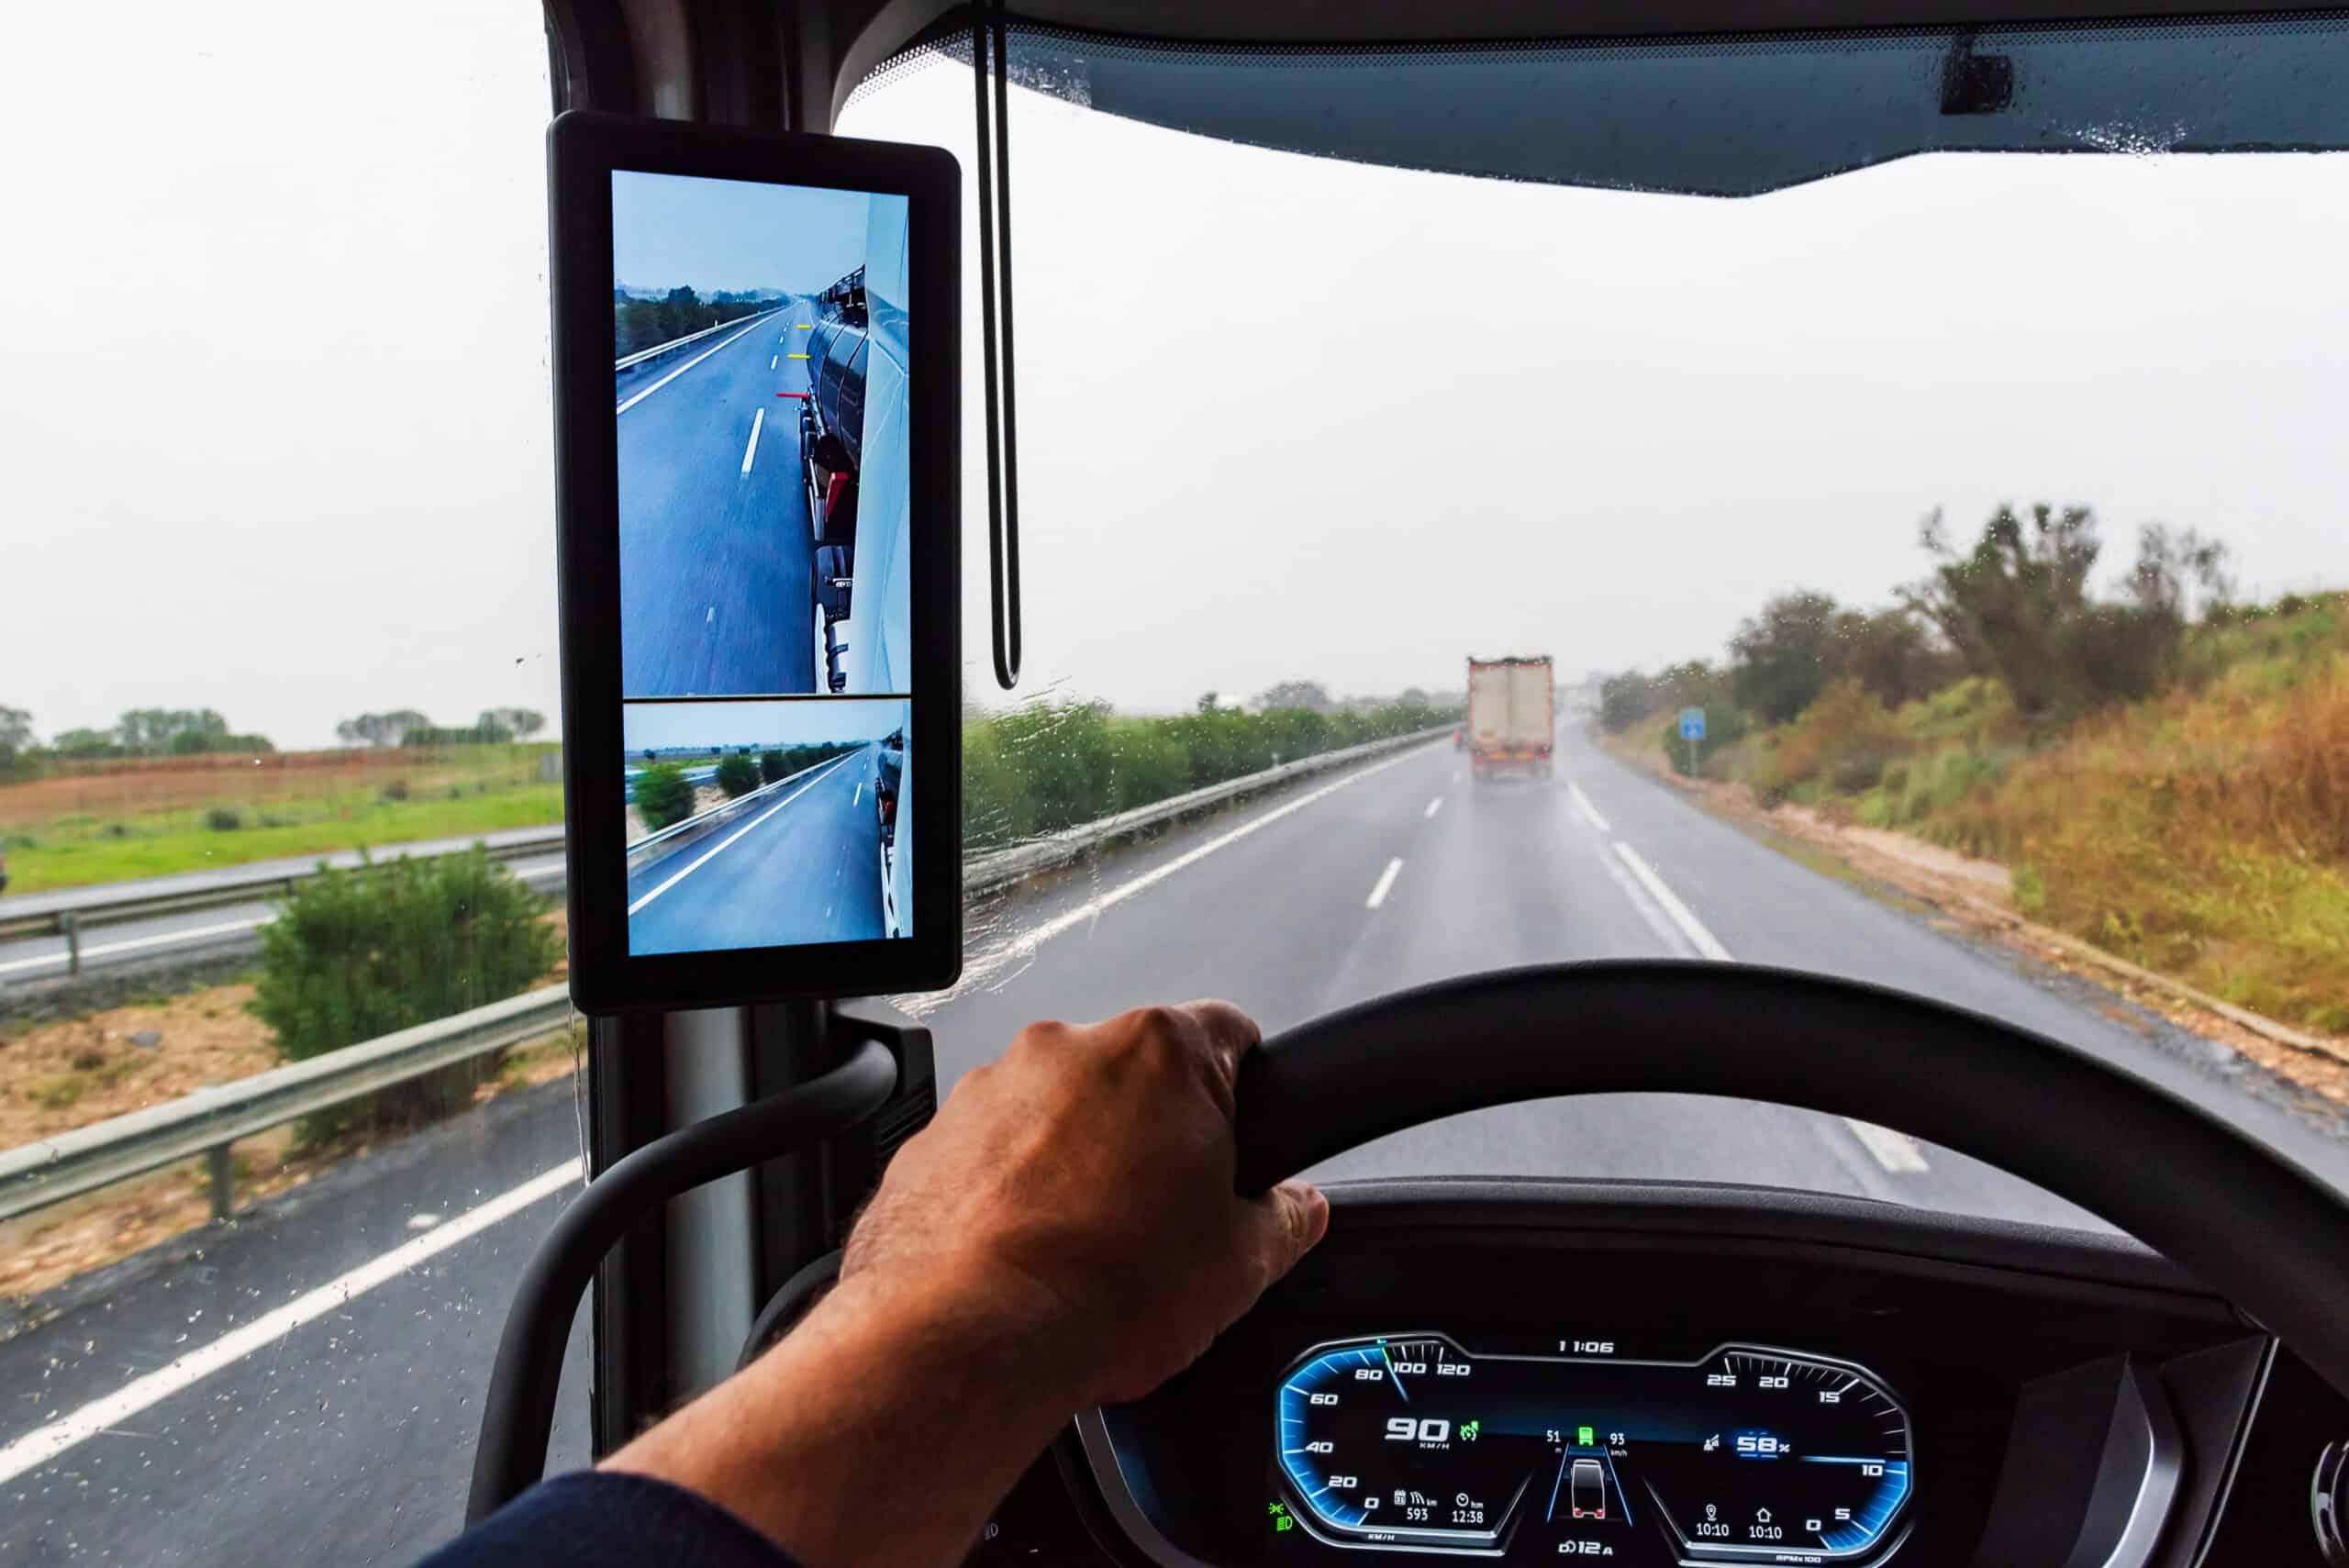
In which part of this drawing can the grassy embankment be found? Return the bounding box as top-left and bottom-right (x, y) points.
(0, 745), (564, 894)
(1649, 596), (2347, 1033)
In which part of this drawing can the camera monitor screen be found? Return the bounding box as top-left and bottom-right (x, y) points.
(551, 116), (959, 1010)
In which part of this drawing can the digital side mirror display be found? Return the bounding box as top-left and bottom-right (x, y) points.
(548, 112), (961, 1011)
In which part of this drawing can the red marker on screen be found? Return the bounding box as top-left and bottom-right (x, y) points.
(776, 392), (810, 398)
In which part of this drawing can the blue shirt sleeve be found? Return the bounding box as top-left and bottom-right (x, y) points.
(417, 1471), (801, 1568)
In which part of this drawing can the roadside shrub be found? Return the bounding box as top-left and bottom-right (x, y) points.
(715, 752), (762, 798)
(379, 778), (410, 803)
(251, 848), (559, 1140)
(759, 749), (786, 784)
(205, 806), (244, 831)
(633, 762), (694, 830)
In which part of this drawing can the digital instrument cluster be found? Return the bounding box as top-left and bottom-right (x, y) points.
(1272, 1333), (1913, 1562)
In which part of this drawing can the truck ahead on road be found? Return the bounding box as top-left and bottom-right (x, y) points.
(1465, 655), (1554, 781)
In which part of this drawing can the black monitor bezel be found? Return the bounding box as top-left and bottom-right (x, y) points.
(549, 110), (962, 1014)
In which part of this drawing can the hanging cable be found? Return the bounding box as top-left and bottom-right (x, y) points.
(973, 0), (1022, 689)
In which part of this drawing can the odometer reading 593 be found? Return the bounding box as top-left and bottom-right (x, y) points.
(1275, 1335), (1912, 1562)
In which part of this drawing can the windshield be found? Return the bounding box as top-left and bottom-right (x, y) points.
(1, 10), (2343, 1567)
(838, 22), (2349, 1226)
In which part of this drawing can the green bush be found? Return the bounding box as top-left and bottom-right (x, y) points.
(759, 749), (787, 784)
(715, 752), (763, 797)
(634, 762), (694, 830)
(205, 806), (244, 832)
(379, 778), (410, 803)
(250, 848), (559, 1140)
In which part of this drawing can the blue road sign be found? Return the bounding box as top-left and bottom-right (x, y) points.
(1679, 706), (1707, 741)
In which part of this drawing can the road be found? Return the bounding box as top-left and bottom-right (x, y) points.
(6, 726), (2347, 1564)
(616, 301), (820, 698)
(626, 748), (886, 955)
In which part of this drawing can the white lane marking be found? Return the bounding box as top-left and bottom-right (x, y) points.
(853, 783), (863, 806)
(627, 753), (854, 916)
(0, 917), (268, 977)
(1567, 783), (1612, 834)
(706, 606), (714, 624)
(934, 749), (1424, 1001)
(1598, 851), (1696, 955)
(1609, 843), (1731, 962)
(0, 1160), (581, 1487)
(1843, 1120), (1931, 1172)
(739, 406), (765, 475)
(1604, 840), (1929, 1174)
(1364, 858), (1404, 909)
(769, 354), (778, 370)
(614, 312), (774, 416)
(1424, 796), (1443, 818)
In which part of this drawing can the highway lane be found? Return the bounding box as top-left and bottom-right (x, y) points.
(616, 301), (820, 698)
(626, 747), (885, 955)
(6, 729), (2349, 1564)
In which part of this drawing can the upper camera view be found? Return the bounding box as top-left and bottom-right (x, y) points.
(613, 170), (913, 698)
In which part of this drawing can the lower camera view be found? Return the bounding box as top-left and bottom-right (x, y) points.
(623, 697), (910, 953)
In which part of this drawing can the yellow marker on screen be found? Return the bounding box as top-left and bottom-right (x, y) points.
(788, 352), (811, 359)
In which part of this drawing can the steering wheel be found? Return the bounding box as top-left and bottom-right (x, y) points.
(1229, 961), (2349, 1399)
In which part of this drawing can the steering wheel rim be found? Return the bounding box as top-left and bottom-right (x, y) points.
(1230, 960), (2349, 1397)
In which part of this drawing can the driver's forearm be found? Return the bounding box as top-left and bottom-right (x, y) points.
(601, 1269), (1081, 1568)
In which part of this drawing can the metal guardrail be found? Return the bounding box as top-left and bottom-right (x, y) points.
(0, 727), (1449, 1224)
(0, 828), (568, 968)
(0, 986), (575, 1226)
(625, 752), (849, 866)
(614, 306), (782, 373)
(962, 726), (1451, 895)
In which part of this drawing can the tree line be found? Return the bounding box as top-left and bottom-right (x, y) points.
(615, 286), (772, 360)
(336, 708), (546, 747)
(633, 744), (854, 832)
(1601, 503), (2236, 770)
(0, 706), (275, 773)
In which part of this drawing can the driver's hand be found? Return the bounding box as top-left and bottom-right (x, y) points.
(841, 1000), (1330, 1406)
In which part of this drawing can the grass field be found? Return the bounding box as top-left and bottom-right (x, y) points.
(0, 744), (564, 894)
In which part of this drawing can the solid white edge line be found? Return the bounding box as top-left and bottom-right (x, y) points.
(740, 406), (765, 475)
(1424, 796), (1443, 818)
(615, 311), (775, 416)
(627, 753), (853, 916)
(1364, 857), (1404, 909)
(0, 1159), (582, 1488)
(1609, 842), (1732, 962)
(931, 749), (1425, 1001)
(1567, 782), (1612, 834)
(1598, 851), (1697, 956)
(1602, 838), (1926, 1173)
(0, 916), (272, 976)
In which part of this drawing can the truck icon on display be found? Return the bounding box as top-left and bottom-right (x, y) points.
(1567, 1458), (1607, 1520)
(800, 266), (868, 694)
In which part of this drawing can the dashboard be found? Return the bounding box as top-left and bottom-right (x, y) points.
(964, 1181), (2349, 1567)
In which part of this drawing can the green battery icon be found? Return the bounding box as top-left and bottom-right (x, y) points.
(1576, 1426), (1595, 1447)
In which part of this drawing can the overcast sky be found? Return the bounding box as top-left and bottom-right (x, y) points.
(612, 172), (871, 295)
(623, 698), (908, 753)
(4, 6), (2342, 749)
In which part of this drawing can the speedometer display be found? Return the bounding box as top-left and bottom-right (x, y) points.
(1275, 1335), (1912, 1562)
